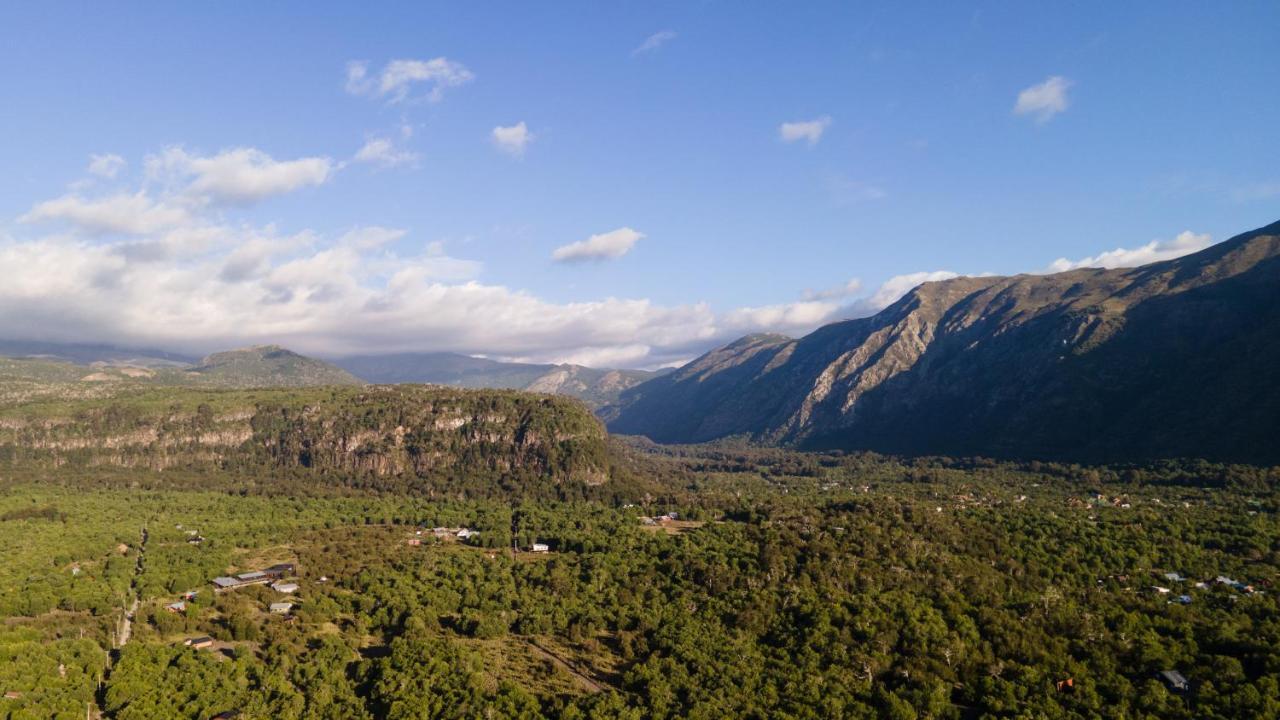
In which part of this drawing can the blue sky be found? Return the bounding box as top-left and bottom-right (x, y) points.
(1, 2), (1277, 367)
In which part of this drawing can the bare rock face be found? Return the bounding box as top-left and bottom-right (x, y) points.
(608, 220), (1280, 464)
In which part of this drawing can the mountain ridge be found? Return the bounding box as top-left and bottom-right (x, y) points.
(606, 219), (1280, 463)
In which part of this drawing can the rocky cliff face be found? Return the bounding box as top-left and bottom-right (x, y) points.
(607, 219), (1280, 464)
(0, 386), (609, 485)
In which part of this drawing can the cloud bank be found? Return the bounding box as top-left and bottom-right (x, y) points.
(1046, 231), (1212, 272)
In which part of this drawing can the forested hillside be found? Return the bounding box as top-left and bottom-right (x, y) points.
(0, 385), (609, 490)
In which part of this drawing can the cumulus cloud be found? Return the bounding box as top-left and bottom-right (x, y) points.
(491, 122), (534, 156)
(633, 30), (677, 55)
(780, 116), (831, 145)
(354, 137), (418, 168)
(20, 192), (189, 236)
(147, 147), (334, 204)
(1014, 75), (1072, 123)
(1046, 231), (1213, 272)
(346, 58), (474, 102)
(552, 227), (643, 263)
(87, 153), (126, 179)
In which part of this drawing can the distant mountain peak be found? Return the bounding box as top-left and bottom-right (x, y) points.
(190, 345), (360, 388)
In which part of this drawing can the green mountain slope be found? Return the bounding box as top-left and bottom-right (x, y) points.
(0, 385), (609, 487)
(607, 219), (1280, 463)
(186, 345), (361, 388)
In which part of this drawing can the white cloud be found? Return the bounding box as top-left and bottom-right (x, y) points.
(868, 271), (961, 309)
(19, 192), (189, 235)
(723, 300), (841, 334)
(552, 227), (643, 263)
(780, 116), (832, 145)
(492, 122), (534, 156)
(87, 154), (126, 179)
(1014, 76), (1072, 123)
(1046, 231), (1213, 272)
(633, 30), (677, 55)
(146, 147), (334, 204)
(346, 58), (474, 103)
(354, 137), (418, 168)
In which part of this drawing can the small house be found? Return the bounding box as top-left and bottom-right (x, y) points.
(271, 582), (299, 594)
(185, 637), (214, 649)
(3, 691), (23, 700)
(1151, 586), (1171, 595)
(406, 538), (421, 547)
(530, 543), (549, 553)
(1163, 572), (1185, 582)
(165, 601), (186, 614)
(269, 602), (293, 615)
(1175, 595), (1193, 605)
(183, 590), (198, 601)
(1158, 670), (1189, 692)
(457, 528), (477, 539)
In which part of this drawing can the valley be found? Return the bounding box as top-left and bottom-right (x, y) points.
(0, 405), (1277, 718)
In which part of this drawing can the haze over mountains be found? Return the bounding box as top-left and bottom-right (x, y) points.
(330, 353), (661, 409)
(606, 219), (1280, 464)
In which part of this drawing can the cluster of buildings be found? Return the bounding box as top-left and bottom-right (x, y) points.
(211, 563), (297, 592)
(1148, 571), (1263, 604)
(638, 512), (680, 526)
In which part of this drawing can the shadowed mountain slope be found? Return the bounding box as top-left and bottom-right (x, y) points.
(607, 220), (1280, 463)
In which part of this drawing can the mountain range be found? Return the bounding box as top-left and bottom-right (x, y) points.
(606, 219), (1280, 464)
(329, 353), (661, 408)
(0, 343), (656, 409)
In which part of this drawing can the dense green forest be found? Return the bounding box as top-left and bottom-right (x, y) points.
(1, 433), (1278, 719)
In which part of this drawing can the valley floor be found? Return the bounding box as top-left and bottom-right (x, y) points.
(0, 450), (1278, 719)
